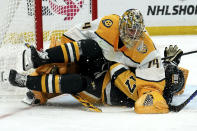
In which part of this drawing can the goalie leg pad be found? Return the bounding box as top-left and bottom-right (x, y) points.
(135, 91), (169, 114)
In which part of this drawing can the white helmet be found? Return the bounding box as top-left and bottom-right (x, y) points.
(119, 9), (145, 48)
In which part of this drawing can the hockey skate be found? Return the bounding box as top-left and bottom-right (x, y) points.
(23, 44), (49, 71)
(22, 90), (41, 105)
(9, 69), (27, 87)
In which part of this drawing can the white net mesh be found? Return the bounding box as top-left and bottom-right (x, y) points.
(0, 0), (95, 95)
(0, 0), (93, 46)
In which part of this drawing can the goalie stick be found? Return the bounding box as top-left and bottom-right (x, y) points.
(72, 94), (102, 112)
(169, 90), (197, 112)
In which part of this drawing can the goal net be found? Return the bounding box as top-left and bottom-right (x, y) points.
(0, 0), (97, 94)
(0, 0), (97, 48)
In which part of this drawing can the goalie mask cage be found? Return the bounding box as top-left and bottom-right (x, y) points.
(0, 0), (98, 50)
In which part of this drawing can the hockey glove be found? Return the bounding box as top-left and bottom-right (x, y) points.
(164, 45), (183, 66)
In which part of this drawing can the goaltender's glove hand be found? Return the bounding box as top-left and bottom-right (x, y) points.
(164, 45), (183, 65)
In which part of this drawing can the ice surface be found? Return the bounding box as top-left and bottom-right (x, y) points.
(0, 35), (197, 131)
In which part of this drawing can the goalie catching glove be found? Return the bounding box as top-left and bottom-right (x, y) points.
(164, 45), (183, 66)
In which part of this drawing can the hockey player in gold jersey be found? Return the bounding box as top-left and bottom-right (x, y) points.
(9, 9), (189, 114)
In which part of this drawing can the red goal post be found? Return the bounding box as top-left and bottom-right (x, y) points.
(0, 0), (98, 50)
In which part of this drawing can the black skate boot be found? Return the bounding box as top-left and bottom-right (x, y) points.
(23, 45), (49, 71)
(22, 90), (41, 105)
(9, 69), (27, 87)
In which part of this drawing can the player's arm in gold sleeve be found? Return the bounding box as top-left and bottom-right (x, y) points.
(134, 78), (169, 114)
(134, 58), (169, 114)
(135, 87), (169, 114)
(109, 63), (138, 101)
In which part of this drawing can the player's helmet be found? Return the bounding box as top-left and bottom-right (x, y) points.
(119, 9), (145, 48)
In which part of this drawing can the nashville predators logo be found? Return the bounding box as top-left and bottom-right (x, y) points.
(137, 42), (148, 54)
(102, 19), (113, 28)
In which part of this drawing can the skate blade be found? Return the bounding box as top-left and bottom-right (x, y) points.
(22, 50), (33, 71)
